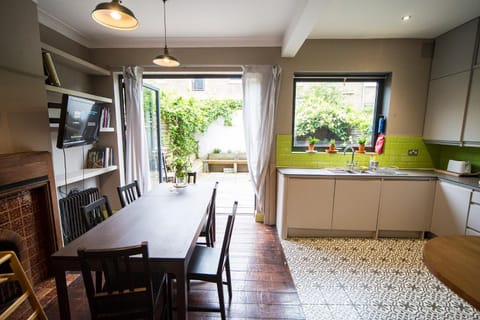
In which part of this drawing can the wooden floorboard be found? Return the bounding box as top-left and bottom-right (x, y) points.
(44, 215), (305, 319)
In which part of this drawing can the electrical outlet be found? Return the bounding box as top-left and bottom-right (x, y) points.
(408, 149), (418, 156)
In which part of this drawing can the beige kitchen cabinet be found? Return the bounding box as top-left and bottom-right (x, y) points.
(431, 181), (472, 236)
(332, 179), (381, 231)
(430, 18), (478, 79)
(423, 71), (471, 143)
(285, 177), (334, 230)
(466, 190), (480, 234)
(378, 179), (435, 231)
(462, 69), (480, 145)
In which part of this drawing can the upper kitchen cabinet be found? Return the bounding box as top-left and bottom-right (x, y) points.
(463, 69), (480, 145)
(430, 18), (478, 79)
(423, 17), (480, 145)
(423, 71), (471, 143)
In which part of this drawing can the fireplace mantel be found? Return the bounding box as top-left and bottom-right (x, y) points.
(0, 152), (62, 249)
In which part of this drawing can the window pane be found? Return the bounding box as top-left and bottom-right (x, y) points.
(293, 80), (379, 149)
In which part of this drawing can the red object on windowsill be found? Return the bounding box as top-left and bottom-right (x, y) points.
(375, 133), (385, 154)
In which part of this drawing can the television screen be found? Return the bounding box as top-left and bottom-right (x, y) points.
(56, 95), (102, 149)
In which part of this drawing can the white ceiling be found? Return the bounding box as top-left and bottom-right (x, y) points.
(37, 0), (480, 57)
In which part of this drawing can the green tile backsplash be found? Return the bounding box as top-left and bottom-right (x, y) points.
(426, 144), (480, 172)
(276, 135), (434, 169)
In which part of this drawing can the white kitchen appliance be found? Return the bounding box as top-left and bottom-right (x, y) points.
(447, 160), (471, 174)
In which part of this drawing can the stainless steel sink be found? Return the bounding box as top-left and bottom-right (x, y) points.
(326, 167), (408, 176)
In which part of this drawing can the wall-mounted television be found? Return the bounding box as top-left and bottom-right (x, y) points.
(56, 95), (102, 149)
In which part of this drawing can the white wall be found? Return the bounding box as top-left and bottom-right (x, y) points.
(197, 110), (245, 158)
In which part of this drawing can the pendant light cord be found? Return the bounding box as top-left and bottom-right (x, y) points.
(163, 0), (168, 50)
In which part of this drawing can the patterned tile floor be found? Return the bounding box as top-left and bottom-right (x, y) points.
(281, 237), (480, 320)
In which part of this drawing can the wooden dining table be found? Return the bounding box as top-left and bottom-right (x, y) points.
(51, 182), (213, 320)
(423, 235), (480, 311)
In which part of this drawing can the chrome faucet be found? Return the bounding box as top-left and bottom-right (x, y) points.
(343, 145), (356, 170)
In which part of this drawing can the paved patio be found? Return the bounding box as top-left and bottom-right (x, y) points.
(197, 172), (255, 214)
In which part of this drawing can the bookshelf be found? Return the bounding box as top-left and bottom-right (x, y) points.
(41, 42), (111, 76)
(55, 166), (118, 187)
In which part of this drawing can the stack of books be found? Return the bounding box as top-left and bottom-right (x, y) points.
(100, 107), (111, 129)
(86, 147), (114, 168)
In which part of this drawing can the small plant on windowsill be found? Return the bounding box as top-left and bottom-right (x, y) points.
(357, 137), (366, 153)
(307, 136), (319, 152)
(327, 139), (336, 153)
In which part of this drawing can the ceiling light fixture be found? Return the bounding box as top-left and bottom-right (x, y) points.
(401, 15), (412, 21)
(153, 0), (180, 67)
(92, 0), (138, 30)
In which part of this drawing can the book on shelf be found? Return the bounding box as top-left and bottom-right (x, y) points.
(99, 106), (111, 128)
(86, 147), (114, 168)
(42, 51), (61, 87)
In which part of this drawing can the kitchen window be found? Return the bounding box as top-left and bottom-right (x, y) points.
(292, 73), (388, 152)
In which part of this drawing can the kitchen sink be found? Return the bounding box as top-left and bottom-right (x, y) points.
(326, 168), (364, 174)
(326, 167), (408, 176)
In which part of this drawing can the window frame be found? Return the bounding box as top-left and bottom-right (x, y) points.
(291, 73), (388, 152)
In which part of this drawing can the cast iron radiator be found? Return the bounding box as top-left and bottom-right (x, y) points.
(59, 188), (100, 245)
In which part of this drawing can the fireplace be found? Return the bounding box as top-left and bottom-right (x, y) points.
(0, 152), (61, 288)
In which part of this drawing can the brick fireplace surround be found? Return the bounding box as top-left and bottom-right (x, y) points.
(0, 152), (61, 288)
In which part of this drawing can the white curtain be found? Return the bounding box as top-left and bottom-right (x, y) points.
(242, 65), (281, 220)
(123, 66), (150, 193)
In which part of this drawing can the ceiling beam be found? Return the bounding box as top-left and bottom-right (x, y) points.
(281, 0), (326, 58)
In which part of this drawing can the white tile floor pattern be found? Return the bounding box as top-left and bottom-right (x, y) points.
(281, 237), (480, 320)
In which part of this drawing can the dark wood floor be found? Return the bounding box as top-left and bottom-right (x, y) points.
(44, 215), (305, 319)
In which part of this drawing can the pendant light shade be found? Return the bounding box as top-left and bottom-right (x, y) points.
(92, 0), (138, 30)
(153, 0), (180, 67)
(153, 48), (180, 67)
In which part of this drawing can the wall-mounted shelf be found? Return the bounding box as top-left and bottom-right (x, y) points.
(45, 84), (112, 103)
(41, 42), (111, 76)
(55, 165), (118, 187)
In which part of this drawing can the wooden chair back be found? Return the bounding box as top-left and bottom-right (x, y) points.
(216, 201), (238, 275)
(117, 180), (141, 208)
(204, 181), (219, 247)
(81, 195), (113, 230)
(77, 242), (157, 320)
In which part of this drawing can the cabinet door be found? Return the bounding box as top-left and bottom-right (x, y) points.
(286, 178), (334, 229)
(431, 18), (478, 79)
(378, 180), (435, 231)
(423, 71), (471, 142)
(332, 179), (381, 231)
(431, 181), (471, 236)
(463, 69), (480, 144)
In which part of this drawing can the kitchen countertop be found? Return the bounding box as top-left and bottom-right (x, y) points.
(277, 168), (480, 191)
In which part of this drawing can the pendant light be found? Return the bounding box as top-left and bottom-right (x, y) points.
(92, 0), (138, 31)
(153, 0), (180, 67)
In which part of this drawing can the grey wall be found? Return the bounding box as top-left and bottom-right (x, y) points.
(0, 0), (50, 153)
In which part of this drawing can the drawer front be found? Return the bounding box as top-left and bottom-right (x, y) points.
(472, 191), (480, 204)
(467, 203), (480, 231)
(466, 228), (480, 236)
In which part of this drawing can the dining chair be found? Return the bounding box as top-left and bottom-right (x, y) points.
(187, 201), (238, 320)
(197, 181), (219, 247)
(77, 241), (170, 320)
(117, 180), (141, 208)
(81, 195), (113, 230)
(161, 152), (175, 183)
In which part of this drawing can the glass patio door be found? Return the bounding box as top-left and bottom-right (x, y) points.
(142, 84), (164, 184)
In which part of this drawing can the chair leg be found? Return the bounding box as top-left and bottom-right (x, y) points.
(225, 257), (232, 301)
(216, 279), (226, 320)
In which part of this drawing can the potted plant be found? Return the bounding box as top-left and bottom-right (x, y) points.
(172, 156), (190, 185)
(307, 136), (319, 152)
(357, 137), (366, 153)
(328, 139), (336, 152)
